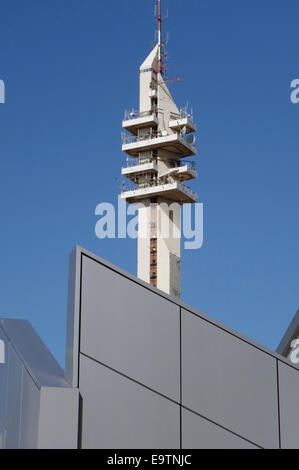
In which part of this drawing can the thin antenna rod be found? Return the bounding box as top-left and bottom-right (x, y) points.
(157, 0), (162, 75)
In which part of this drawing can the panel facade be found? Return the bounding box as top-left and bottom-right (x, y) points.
(65, 247), (81, 387)
(19, 370), (40, 449)
(79, 354), (180, 449)
(38, 387), (79, 449)
(3, 341), (23, 448)
(278, 361), (299, 449)
(0, 321), (78, 449)
(0, 328), (40, 449)
(0, 327), (8, 448)
(181, 309), (280, 449)
(182, 408), (259, 449)
(80, 254), (180, 402)
(0, 319), (68, 388)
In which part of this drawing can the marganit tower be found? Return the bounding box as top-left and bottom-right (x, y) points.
(121, 0), (198, 299)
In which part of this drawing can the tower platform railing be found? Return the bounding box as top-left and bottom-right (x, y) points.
(124, 109), (158, 121)
(121, 177), (197, 202)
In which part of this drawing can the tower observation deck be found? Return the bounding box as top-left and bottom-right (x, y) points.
(120, 1), (198, 298)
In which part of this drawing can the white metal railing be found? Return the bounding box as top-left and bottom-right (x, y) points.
(122, 130), (159, 145)
(123, 158), (196, 174)
(124, 156), (157, 168)
(178, 183), (198, 201)
(122, 131), (196, 153)
(124, 109), (157, 121)
(121, 178), (197, 201)
(175, 160), (196, 172)
(179, 103), (194, 122)
(122, 133), (138, 145)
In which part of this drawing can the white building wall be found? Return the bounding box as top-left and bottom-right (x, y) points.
(137, 200), (151, 283)
(139, 45), (158, 114)
(157, 78), (180, 135)
(157, 199), (181, 297)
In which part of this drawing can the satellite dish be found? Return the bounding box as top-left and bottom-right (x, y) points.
(181, 126), (187, 137)
(185, 134), (196, 146)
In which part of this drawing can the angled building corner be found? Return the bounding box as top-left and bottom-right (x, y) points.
(276, 308), (299, 358)
(0, 318), (79, 449)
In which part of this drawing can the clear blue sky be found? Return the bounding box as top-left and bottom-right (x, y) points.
(0, 0), (298, 367)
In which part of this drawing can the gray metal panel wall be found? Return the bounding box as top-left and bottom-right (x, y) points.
(181, 309), (280, 449)
(0, 325), (40, 448)
(0, 328), (7, 447)
(79, 354), (180, 449)
(277, 361), (299, 449)
(19, 370), (40, 449)
(80, 254), (180, 402)
(0, 322), (79, 449)
(66, 247), (299, 449)
(4, 343), (23, 448)
(2, 245), (299, 449)
(38, 387), (79, 449)
(65, 247), (82, 387)
(0, 319), (68, 388)
(182, 409), (258, 449)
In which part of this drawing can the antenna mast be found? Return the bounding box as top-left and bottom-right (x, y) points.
(156, 1), (179, 83)
(157, 0), (163, 75)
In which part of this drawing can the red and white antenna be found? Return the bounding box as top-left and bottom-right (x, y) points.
(155, 1), (180, 84)
(157, 0), (163, 75)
